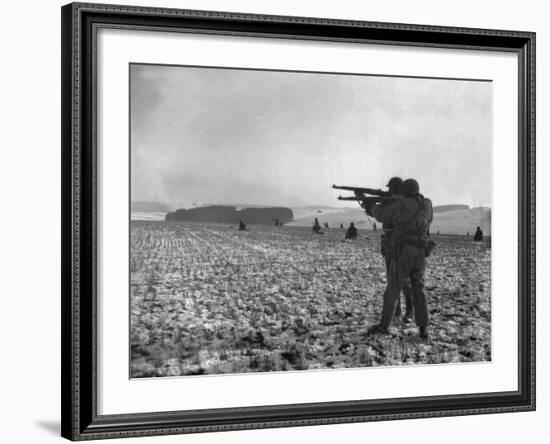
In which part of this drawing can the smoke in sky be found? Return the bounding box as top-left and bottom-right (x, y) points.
(131, 64), (492, 208)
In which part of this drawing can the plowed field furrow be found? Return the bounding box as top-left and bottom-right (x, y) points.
(130, 221), (491, 378)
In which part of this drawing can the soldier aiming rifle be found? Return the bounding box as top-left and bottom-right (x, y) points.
(333, 179), (414, 323)
(363, 178), (434, 340)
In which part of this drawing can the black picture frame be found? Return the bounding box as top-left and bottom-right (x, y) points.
(61, 2), (536, 440)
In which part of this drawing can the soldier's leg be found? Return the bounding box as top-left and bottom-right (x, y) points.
(402, 282), (414, 322)
(380, 256), (411, 329)
(382, 289), (402, 318)
(385, 254), (402, 318)
(380, 286), (400, 329)
(410, 250), (429, 328)
(385, 290), (405, 319)
(394, 293), (402, 318)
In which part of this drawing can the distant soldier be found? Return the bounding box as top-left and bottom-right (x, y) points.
(363, 178), (433, 340)
(345, 222), (358, 240)
(274, 218), (280, 226)
(474, 226), (483, 242)
(340, 223), (344, 229)
(239, 219), (247, 231)
(312, 217), (321, 234)
(372, 222), (377, 231)
(324, 222), (329, 229)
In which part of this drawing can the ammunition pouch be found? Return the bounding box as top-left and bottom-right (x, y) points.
(402, 236), (428, 248)
(395, 235), (437, 257)
(425, 239), (437, 257)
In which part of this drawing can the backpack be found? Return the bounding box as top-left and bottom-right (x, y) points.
(399, 198), (431, 237)
(395, 198), (436, 256)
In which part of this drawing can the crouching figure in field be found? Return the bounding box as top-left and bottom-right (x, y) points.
(345, 222), (358, 240)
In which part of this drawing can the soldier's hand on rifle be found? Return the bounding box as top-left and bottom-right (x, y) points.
(362, 197), (378, 216)
(352, 191), (366, 209)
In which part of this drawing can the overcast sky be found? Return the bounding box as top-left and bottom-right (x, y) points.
(130, 64), (492, 208)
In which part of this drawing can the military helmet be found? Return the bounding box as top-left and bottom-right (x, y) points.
(386, 177), (403, 192)
(402, 178), (420, 197)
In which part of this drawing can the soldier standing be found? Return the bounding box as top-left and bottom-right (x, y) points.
(312, 217), (321, 234)
(363, 178), (433, 339)
(378, 177), (414, 323)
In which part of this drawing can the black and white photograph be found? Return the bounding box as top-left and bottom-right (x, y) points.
(1, 0), (544, 442)
(129, 63), (492, 378)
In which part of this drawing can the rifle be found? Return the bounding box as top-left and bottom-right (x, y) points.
(336, 195), (395, 203)
(332, 184), (392, 197)
(331, 184), (397, 204)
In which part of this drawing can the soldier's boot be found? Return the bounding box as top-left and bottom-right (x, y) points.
(367, 324), (390, 336)
(402, 304), (413, 324)
(419, 326), (430, 341)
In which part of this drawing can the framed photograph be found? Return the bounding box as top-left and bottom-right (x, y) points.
(61, 2), (535, 440)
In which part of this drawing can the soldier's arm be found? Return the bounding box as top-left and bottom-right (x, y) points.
(371, 200), (400, 224)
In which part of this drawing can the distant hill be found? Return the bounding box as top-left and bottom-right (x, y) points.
(430, 207), (490, 236)
(131, 201), (171, 213)
(136, 200), (490, 236)
(287, 207), (367, 229)
(433, 204), (469, 213)
(298, 205), (342, 210)
(165, 205), (294, 225)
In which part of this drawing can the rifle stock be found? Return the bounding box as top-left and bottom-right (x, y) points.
(337, 195), (395, 203)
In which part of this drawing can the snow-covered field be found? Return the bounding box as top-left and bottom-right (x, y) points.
(130, 221), (491, 378)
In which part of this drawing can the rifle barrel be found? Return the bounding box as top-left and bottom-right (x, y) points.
(332, 184), (390, 197)
(337, 196), (362, 201)
(337, 196), (395, 202)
